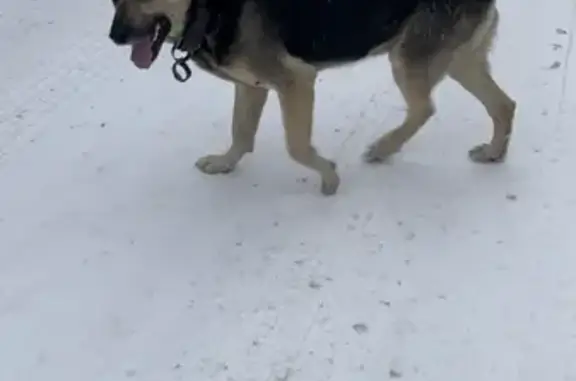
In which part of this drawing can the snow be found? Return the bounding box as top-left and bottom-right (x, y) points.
(1, 0), (576, 380)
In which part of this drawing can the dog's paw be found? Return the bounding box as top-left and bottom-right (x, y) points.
(362, 139), (400, 163)
(195, 155), (237, 174)
(468, 144), (507, 163)
(320, 161), (340, 196)
(321, 175), (340, 196)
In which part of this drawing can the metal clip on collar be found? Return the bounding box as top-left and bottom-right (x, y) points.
(171, 45), (192, 82)
(170, 0), (209, 83)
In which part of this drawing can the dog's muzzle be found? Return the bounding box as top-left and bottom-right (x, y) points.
(109, 19), (134, 45)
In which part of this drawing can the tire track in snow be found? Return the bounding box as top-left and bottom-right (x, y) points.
(556, 2), (576, 114)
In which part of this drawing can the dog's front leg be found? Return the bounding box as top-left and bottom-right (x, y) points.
(196, 83), (268, 174)
(277, 77), (340, 195)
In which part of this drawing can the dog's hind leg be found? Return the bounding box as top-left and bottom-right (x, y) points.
(448, 9), (516, 163)
(196, 83), (268, 174)
(363, 49), (449, 163)
(363, 1), (511, 164)
(277, 75), (340, 195)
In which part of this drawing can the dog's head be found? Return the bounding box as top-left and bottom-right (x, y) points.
(108, 0), (191, 69)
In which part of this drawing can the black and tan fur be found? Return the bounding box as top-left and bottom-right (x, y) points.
(109, 0), (516, 195)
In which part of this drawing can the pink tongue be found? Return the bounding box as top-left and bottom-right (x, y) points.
(130, 38), (154, 69)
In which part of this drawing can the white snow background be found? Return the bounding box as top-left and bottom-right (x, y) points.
(1, 0), (576, 380)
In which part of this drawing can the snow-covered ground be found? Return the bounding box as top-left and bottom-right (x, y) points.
(1, 0), (576, 380)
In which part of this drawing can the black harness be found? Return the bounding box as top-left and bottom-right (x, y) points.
(170, 0), (211, 82)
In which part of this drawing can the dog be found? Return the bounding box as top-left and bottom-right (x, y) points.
(108, 0), (516, 195)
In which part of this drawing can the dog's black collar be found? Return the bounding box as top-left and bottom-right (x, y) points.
(171, 0), (210, 82)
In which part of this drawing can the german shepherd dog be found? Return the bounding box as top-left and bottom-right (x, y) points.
(108, 0), (515, 195)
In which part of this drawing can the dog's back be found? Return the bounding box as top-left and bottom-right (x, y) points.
(256, 0), (422, 64)
(255, 0), (497, 66)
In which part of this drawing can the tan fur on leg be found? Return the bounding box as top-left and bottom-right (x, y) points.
(277, 77), (340, 195)
(196, 83), (269, 174)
